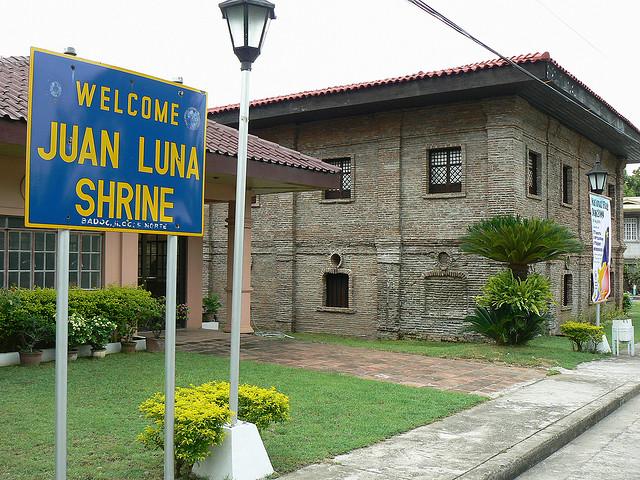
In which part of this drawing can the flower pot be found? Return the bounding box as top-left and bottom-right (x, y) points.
(146, 336), (165, 353)
(68, 349), (79, 361)
(92, 348), (107, 359)
(19, 350), (43, 366)
(121, 341), (137, 354)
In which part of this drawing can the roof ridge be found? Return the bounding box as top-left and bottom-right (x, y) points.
(208, 51), (551, 114)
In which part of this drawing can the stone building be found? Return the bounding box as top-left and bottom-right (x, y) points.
(207, 52), (640, 339)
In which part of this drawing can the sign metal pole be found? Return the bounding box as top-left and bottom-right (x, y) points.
(164, 234), (178, 480)
(229, 68), (251, 426)
(55, 228), (70, 480)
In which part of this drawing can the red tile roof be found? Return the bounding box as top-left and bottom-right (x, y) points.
(207, 51), (636, 132)
(206, 120), (340, 173)
(0, 56), (29, 121)
(0, 56), (339, 174)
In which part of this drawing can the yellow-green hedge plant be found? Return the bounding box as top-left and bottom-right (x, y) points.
(138, 381), (289, 477)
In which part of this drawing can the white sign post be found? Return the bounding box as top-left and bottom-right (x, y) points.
(54, 229), (70, 480)
(164, 234), (178, 480)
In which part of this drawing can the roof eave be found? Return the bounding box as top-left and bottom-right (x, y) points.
(209, 61), (640, 163)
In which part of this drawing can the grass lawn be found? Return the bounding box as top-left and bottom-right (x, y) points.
(0, 351), (482, 480)
(292, 333), (606, 370)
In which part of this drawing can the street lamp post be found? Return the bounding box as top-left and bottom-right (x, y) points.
(219, 0), (276, 426)
(586, 156), (609, 329)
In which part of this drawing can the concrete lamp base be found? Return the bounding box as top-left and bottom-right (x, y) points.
(192, 421), (274, 480)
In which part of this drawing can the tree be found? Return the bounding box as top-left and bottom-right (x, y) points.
(460, 215), (583, 279)
(624, 168), (640, 197)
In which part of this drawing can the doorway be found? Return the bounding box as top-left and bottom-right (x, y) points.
(138, 234), (187, 327)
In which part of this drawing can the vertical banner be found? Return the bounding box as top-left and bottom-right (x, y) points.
(590, 193), (611, 303)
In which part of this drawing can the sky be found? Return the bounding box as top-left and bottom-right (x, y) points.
(2, 0), (639, 170)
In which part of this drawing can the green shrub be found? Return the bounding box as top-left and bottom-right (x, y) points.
(195, 382), (290, 431)
(87, 316), (117, 350)
(464, 306), (550, 345)
(138, 387), (230, 478)
(0, 289), (20, 350)
(560, 321), (604, 352)
(138, 381), (289, 477)
(70, 286), (158, 340)
(203, 293), (221, 315)
(12, 289), (56, 350)
(68, 312), (91, 348)
(0, 286), (164, 351)
(623, 292), (632, 314)
(477, 270), (554, 315)
(13, 288), (57, 325)
(17, 315), (55, 352)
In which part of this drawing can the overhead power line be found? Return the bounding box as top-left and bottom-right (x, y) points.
(404, 0), (640, 151)
(533, 0), (607, 58)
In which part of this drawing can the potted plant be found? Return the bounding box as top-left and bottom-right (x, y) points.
(177, 303), (190, 327)
(68, 312), (90, 361)
(119, 317), (139, 354)
(18, 314), (52, 366)
(144, 299), (165, 353)
(89, 316), (116, 358)
(202, 293), (221, 323)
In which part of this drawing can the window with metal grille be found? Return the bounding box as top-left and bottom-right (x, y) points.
(324, 158), (352, 199)
(563, 274), (573, 307)
(325, 273), (349, 308)
(562, 165), (573, 204)
(528, 151), (542, 196)
(625, 218), (638, 242)
(0, 216), (102, 289)
(428, 147), (462, 193)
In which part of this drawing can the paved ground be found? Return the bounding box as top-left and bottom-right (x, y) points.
(279, 353), (640, 480)
(175, 329), (545, 396)
(517, 394), (640, 480)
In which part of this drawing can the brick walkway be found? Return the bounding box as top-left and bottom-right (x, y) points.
(175, 329), (545, 397)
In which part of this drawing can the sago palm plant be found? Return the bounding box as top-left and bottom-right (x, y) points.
(460, 215), (583, 279)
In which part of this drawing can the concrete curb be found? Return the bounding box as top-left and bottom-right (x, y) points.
(458, 381), (640, 480)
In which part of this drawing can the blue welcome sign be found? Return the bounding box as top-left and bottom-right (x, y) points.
(25, 47), (207, 236)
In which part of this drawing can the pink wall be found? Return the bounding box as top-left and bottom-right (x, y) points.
(104, 232), (139, 286)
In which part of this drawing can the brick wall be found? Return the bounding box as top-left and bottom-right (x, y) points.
(203, 95), (624, 338)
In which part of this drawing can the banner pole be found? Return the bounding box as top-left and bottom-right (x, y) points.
(596, 302), (601, 327)
(55, 229), (70, 480)
(164, 234), (178, 480)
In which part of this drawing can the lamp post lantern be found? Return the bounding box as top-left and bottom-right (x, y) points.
(220, 0), (276, 71)
(586, 157), (608, 195)
(219, 0), (275, 428)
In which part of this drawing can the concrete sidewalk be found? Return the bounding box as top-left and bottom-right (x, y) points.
(280, 354), (640, 480)
(517, 394), (640, 480)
